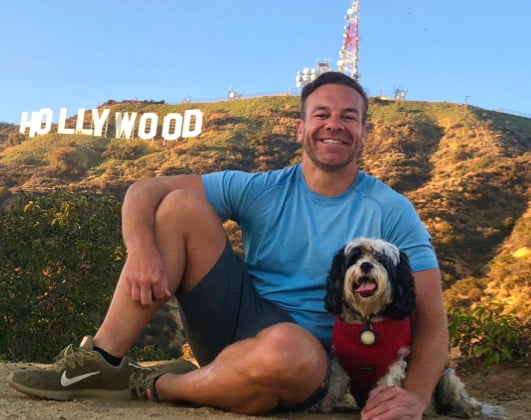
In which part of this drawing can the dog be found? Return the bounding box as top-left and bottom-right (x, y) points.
(316, 237), (507, 419)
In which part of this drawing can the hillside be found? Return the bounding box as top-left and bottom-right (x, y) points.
(0, 96), (530, 321)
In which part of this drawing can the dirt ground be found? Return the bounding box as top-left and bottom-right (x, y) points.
(2, 360), (530, 419)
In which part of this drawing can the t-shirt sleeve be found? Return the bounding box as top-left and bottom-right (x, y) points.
(382, 194), (439, 272)
(201, 170), (254, 222)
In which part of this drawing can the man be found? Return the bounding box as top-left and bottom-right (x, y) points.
(9, 72), (448, 419)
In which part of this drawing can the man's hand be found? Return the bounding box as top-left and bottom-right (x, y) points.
(121, 247), (172, 306)
(361, 385), (428, 420)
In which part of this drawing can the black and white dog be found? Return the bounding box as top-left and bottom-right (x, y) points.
(318, 238), (506, 419)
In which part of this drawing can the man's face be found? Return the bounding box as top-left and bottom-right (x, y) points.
(296, 83), (367, 172)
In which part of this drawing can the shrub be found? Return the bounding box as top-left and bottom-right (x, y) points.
(48, 146), (82, 174)
(0, 191), (124, 361)
(6, 133), (25, 146)
(102, 141), (148, 160)
(0, 191), (191, 362)
(449, 305), (529, 365)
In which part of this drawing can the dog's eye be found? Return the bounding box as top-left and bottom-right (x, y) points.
(346, 248), (362, 265)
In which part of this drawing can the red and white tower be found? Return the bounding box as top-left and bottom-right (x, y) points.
(296, 0), (361, 88)
(337, 0), (361, 80)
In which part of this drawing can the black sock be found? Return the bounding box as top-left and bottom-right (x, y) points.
(94, 345), (123, 367)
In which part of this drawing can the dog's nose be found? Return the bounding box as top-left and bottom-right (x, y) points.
(361, 262), (373, 273)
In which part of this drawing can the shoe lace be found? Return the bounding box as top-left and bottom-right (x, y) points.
(129, 365), (158, 400)
(53, 344), (101, 372)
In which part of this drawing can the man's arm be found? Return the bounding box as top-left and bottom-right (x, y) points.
(403, 268), (449, 402)
(361, 268), (449, 419)
(120, 175), (205, 306)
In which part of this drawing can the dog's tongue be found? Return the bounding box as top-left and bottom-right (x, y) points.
(355, 279), (377, 294)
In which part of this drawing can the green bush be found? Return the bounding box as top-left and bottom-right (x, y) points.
(449, 305), (529, 365)
(0, 190), (190, 362)
(0, 191), (124, 361)
(48, 146), (83, 174)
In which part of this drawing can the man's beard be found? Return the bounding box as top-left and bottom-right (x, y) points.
(304, 143), (360, 173)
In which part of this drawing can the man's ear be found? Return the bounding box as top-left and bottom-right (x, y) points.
(296, 119), (304, 144)
(361, 123), (369, 145)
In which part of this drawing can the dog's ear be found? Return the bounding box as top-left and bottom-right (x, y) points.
(324, 247), (347, 315)
(382, 251), (416, 319)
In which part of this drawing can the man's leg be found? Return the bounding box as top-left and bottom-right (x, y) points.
(93, 189), (228, 355)
(154, 322), (328, 414)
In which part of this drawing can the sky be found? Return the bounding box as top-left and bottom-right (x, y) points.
(2, 0), (531, 124)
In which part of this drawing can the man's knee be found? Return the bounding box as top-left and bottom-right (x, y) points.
(254, 323), (327, 383)
(154, 189), (226, 292)
(154, 189), (225, 240)
(155, 189), (211, 223)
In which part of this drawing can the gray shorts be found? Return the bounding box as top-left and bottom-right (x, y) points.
(176, 239), (295, 366)
(176, 239), (328, 411)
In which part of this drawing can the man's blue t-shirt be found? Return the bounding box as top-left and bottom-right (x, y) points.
(201, 163), (438, 349)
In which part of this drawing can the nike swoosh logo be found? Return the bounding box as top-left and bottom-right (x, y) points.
(60, 370), (101, 387)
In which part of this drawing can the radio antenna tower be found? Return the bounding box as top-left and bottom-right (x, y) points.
(295, 0), (361, 88)
(337, 0), (361, 80)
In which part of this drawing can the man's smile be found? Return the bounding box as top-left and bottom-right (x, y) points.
(319, 138), (351, 146)
(321, 139), (344, 144)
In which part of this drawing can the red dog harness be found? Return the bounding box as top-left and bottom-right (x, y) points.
(332, 316), (412, 402)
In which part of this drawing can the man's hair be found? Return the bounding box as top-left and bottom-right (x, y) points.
(300, 71), (369, 123)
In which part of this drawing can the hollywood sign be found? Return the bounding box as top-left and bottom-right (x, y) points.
(19, 108), (203, 140)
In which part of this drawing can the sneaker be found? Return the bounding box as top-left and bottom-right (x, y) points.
(129, 358), (197, 401)
(7, 336), (130, 400)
